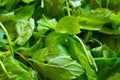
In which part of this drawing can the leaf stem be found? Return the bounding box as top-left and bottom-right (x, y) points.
(15, 52), (36, 70)
(66, 1), (71, 16)
(74, 35), (93, 65)
(0, 60), (10, 79)
(28, 59), (42, 80)
(15, 52), (42, 80)
(100, 0), (102, 8)
(0, 52), (8, 57)
(106, 0), (109, 8)
(94, 57), (116, 61)
(0, 22), (13, 56)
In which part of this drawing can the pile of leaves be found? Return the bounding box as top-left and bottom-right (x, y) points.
(0, 0), (120, 80)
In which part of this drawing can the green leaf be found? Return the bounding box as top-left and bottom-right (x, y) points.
(15, 5), (35, 19)
(0, 12), (15, 22)
(107, 72), (120, 80)
(90, 0), (103, 8)
(98, 12), (120, 35)
(0, 0), (20, 11)
(78, 8), (112, 31)
(45, 32), (68, 47)
(102, 45), (116, 58)
(91, 39), (116, 58)
(109, 0), (120, 11)
(37, 18), (57, 34)
(101, 29), (120, 35)
(55, 16), (80, 35)
(16, 18), (35, 45)
(67, 37), (97, 80)
(32, 47), (84, 80)
(44, 0), (64, 19)
(95, 58), (120, 80)
(22, 0), (35, 4)
(110, 13), (120, 29)
(0, 56), (38, 80)
(90, 0), (120, 11)
(19, 38), (43, 57)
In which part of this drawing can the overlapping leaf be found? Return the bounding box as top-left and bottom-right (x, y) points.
(32, 47), (84, 80)
(0, 56), (38, 80)
(16, 18), (35, 45)
(55, 16), (80, 35)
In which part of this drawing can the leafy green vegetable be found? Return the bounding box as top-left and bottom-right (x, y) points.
(0, 56), (38, 80)
(32, 47), (84, 80)
(0, 0), (19, 11)
(107, 72), (120, 80)
(95, 58), (120, 80)
(0, 0), (120, 80)
(22, 0), (35, 4)
(67, 37), (97, 80)
(16, 18), (35, 45)
(0, 12), (15, 22)
(37, 18), (57, 35)
(55, 16), (80, 35)
(78, 8), (111, 30)
(45, 32), (68, 47)
(15, 5), (35, 19)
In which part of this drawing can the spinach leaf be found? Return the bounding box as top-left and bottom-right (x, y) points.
(45, 32), (68, 47)
(0, 0), (120, 79)
(0, 12), (15, 22)
(67, 37), (97, 80)
(32, 47), (84, 80)
(44, 0), (65, 19)
(0, 0), (20, 11)
(55, 16), (80, 35)
(95, 58), (120, 80)
(37, 18), (57, 35)
(90, 0), (120, 11)
(109, 0), (120, 11)
(22, 0), (35, 4)
(107, 72), (120, 80)
(0, 56), (38, 80)
(16, 18), (35, 45)
(78, 8), (111, 30)
(15, 5), (35, 19)
(99, 13), (120, 35)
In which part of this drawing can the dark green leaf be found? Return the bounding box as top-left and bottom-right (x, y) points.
(15, 5), (35, 19)
(0, 0), (20, 11)
(95, 58), (120, 80)
(107, 72), (120, 80)
(109, 0), (120, 11)
(44, 0), (64, 19)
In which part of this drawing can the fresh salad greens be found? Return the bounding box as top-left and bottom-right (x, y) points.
(0, 0), (120, 80)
